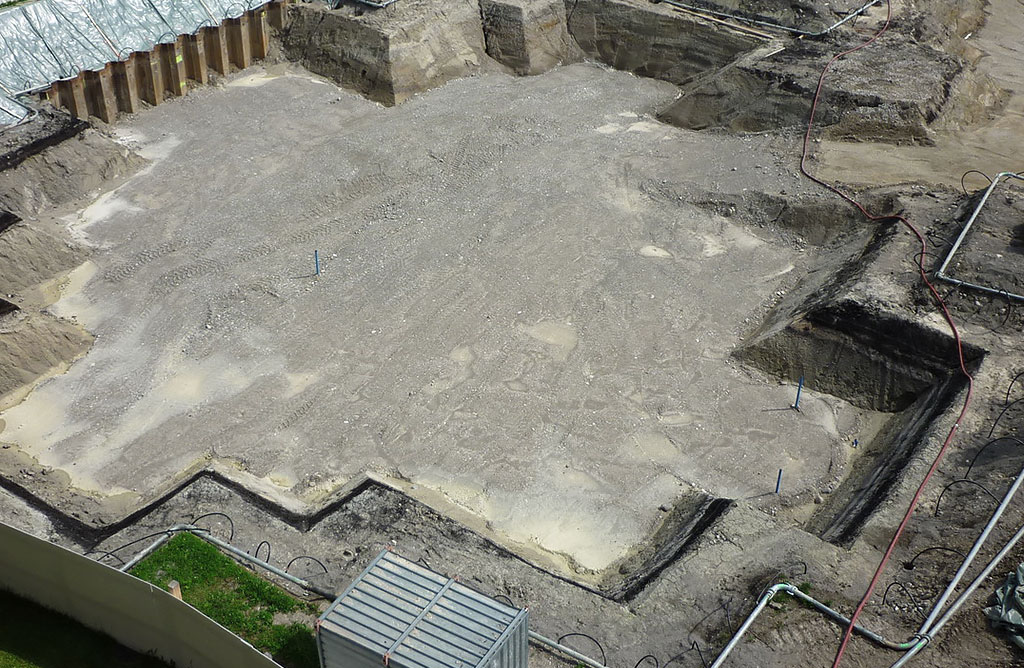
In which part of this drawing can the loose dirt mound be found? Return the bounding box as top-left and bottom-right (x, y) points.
(0, 310), (92, 411)
(0, 118), (141, 413)
(0, 128), (142, 218)
(660, 35), (1003, 143)
(0, 222), (87, 298)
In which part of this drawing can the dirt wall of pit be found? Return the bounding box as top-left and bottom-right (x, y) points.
(1, 125), (141, 219)
(281, 0), (490, 105)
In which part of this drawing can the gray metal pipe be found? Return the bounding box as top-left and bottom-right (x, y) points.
(114, 524), (335, 599)
(655, 0), (881, 37)
(711, 193), (1024, 665)
(783, 585), (913, 650)
(913, 459), (1024, 637)
(528, 631), (607, 668)
(709, 583), (917, 667)
(709, 585), (780, 667)
(879, 458), (1024, 666)
(119, 532), (174, 572)
(714, 457), (1024, 666)
(936, 171), (1024, 302)
(890, 520), (1024, 667)
(195, 530), (337, 599)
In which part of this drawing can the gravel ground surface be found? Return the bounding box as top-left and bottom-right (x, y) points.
(0, 63), (882, 573)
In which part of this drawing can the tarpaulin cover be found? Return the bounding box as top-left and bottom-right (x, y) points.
(0, 92), (31, 125)
(0, 0), (265, 124)
(985, 562), (1024, 650)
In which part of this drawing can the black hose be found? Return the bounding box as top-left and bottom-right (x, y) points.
(492, 594), (516, 607)
(934, 479), (1000, 516)
(924, 228), (955, 252)
(634, 654), (660, 668)
(689, 602), (730, 638)
(285, 555), (329, 575)
(903, 546), (968, 571)
(990, 291), (1015, 333)
(1007, 371), (1024, 406)
(960, 169), (993, 195)
(964, 437), (1024, 479)
(252, 540), (271, 563)
(84, 549), (126, 566)
(693, 643), (707, 668)
(191, 512), (235, 541)
(987, 397), (1024, 440)
(664, 641), (707, 668)
(557, 633), (607, 667)
(94, 528), (179, 557)
(909, 249), (941, 270)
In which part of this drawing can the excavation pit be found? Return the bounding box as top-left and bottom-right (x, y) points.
(0, 64), (889, 578)
(733, 214), (989, 545)
(3, 0), (1024, 664)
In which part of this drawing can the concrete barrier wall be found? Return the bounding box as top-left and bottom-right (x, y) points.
(0, 522), (280, 668)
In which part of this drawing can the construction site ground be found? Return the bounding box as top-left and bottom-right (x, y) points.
(1, 0), (1023, 667)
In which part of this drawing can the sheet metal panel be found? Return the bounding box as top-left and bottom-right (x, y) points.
(477, 608), (528, 668)
(317, 550), (528, 668)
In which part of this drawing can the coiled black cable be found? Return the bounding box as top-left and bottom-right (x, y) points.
(252, 540), (271, 563)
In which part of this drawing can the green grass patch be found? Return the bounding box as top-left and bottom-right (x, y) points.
(773, 582), (817, 612)
(0, 588), (170, 668)
(130, 533), (319, 668)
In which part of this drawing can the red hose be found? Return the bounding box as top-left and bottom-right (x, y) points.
(795, 2), (976, 665)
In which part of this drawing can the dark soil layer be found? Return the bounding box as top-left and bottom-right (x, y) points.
(0, 109), (85, 173)
(738, 221), (985, 412)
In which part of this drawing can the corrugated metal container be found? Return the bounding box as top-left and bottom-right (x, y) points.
(317, 549), (529, 668)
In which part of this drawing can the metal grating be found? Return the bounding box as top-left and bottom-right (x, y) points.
(317, 550), (528, 668)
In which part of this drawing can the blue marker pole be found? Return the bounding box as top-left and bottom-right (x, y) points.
(775, 469), (783, 494)
(793, 376), (804, 411)
(314, 250), (320, 276)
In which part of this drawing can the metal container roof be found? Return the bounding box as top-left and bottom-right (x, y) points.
(317, 549), (528, 668)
